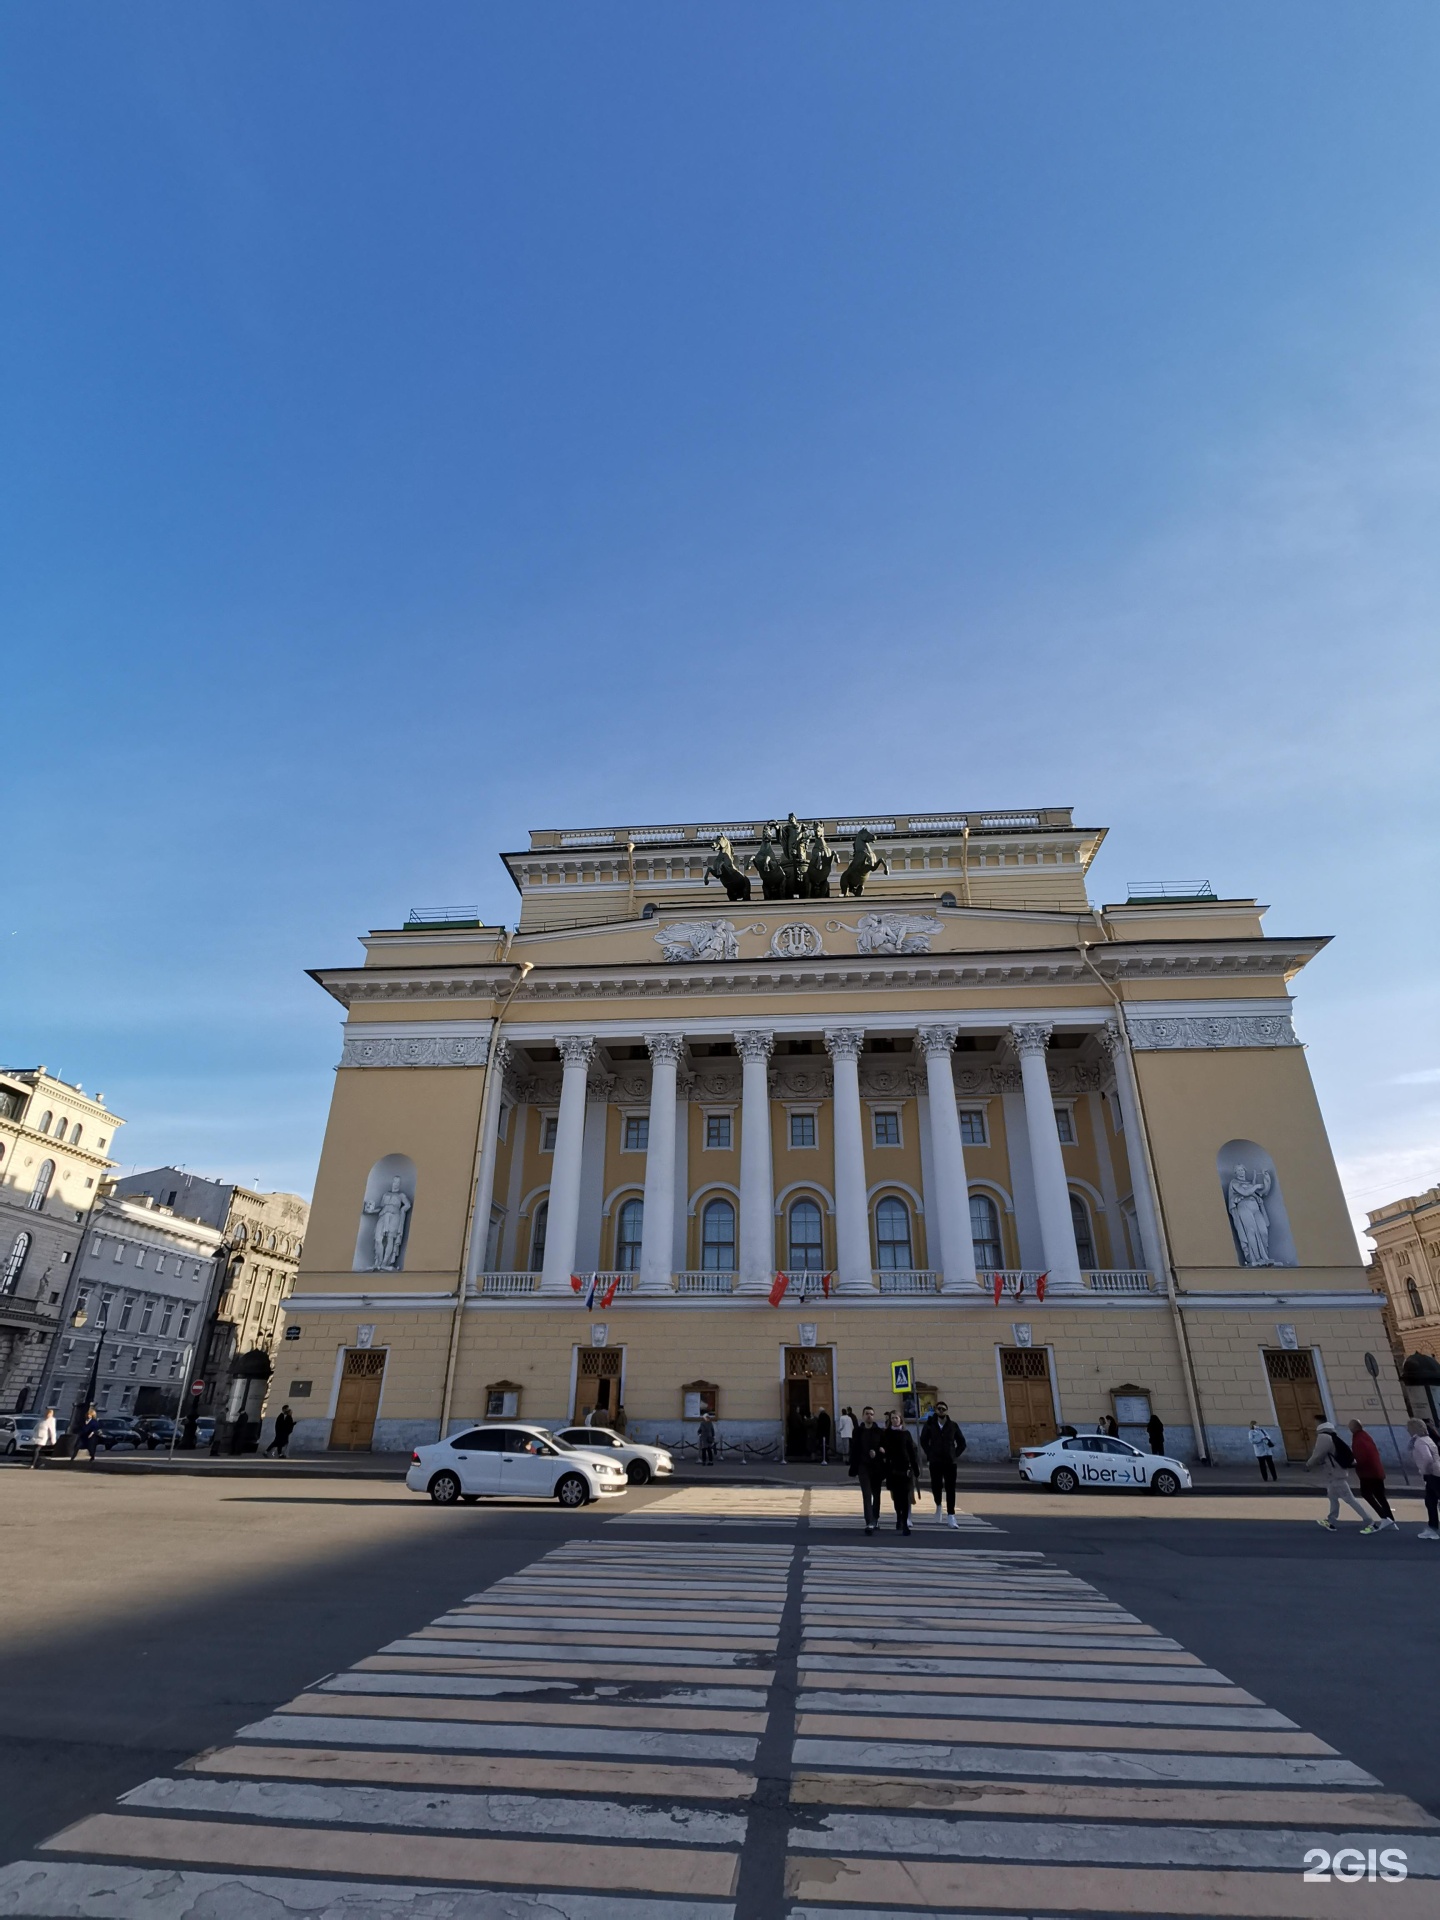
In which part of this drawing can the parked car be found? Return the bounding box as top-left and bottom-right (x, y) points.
(407, 1424), (629, 1507)
(552, 1425), (674, 1485)
(1019, 1433), (1191, 1496)
(0, 1415), (41, 1455)
(138, 1418), (178, 1449)
(94, 1415), (144, 1451)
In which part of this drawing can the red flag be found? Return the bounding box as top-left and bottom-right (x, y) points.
(1036, 1271), (1048, 1303)
(600, 1276), (620, 1309)
(569, 1274), (584, 1294)
(821, 1272), (833, 1298)
(992, 1272), (1003, 1306)
(768, 1271), (789, 1308)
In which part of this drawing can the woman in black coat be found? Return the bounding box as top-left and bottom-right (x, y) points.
(881, 1411), (920, 1534)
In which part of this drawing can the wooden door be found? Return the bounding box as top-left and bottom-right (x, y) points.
(331, 1349), (386, 1451)
(783, 1348), (834, 1459)
(1000, 1347), (1057, 1453)
(1264, 1349), (1326, 1461)
(573, 1348), (623, 1423)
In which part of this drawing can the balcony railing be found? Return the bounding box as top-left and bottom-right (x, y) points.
(872, 1270), (941, 1294)
(674, 1271), (738, 1294)
(977, 1269), (1154, 1299)
(1084, 1270), (1155, 1293)
(475, 1272), (541, 1295)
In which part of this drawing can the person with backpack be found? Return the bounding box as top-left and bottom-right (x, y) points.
(1306, 1418), (1375, 1530)
(918, 1400), (967, 1529)
(1248, 1419), (1278, 1482)
(1346, 1420), (1396, 1532)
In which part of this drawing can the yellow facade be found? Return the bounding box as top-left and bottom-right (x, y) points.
(279, 809), (1384, 1464)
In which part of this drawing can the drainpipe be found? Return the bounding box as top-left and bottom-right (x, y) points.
(438, 952), (533, 1441)
(1076, 917), (1211, 1465)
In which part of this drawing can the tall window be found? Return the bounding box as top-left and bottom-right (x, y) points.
(529, 1200), (549, 1272)
(1070, 1193), (1097, 1270)
(874, 1196), (913, 1270)
(69, 1124), (82, 1147)
(1054, 1107), (1075, 1145)
(872, 1111), (901, 1147)
(959, 1109), (987, 1146)
(0, 1232), (30, 1294)
(623, 1115), (649, 1151)
(788, 1199), (824, 1271)
(705, 1113), (732, 1149)
(616, 1197), (644, 1270)
(1407, 1277), (1424, 1317)
(789, 1112), (816, 1149)
(37, 1111), (53, 1134)
(541, 1115), (559, 1151)
(29, 1161), (54, 1211)
(701, 1197), (736, 1270)
(970, 1192), (1002, 1269)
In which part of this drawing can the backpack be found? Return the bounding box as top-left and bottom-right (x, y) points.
(1329, 1433), (1355, 1470)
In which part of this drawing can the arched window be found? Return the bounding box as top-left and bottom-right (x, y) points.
(29, 1161), (54, 1212)
(701, 1197), (736, 1271)
(529, 1200), (549, 1273)
(616, 1197), (644, 1270)
(874, 1195), (913, 1270)
(69, 1124), (82, 1147)
(1070, 1193), (1097, 1270)
(0, 1232), (30, 1294)
(788, 1199), (824, 1271)
(1407, 1277), (1424, 1317)
(37, 1111), (53, 1135)
(970, 1192), (1002, 1270)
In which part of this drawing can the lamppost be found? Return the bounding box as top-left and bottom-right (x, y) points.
(66, 1298), (111, 1448)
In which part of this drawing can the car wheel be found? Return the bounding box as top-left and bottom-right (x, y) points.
(1151, 1469), (1181, 1497)
(626, 1460), (651, 1486)
(428, 1471), (462, 1505)
(1050, 1466), (1079, 1494)
(556, 1473), (590, 1509)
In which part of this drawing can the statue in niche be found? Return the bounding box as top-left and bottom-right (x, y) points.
(752, 825), (789, 899)
(804, 821), (834, 897)
(839, 827), (890, 897)
(364, 1177), (412, 1271)
(702, 834), (752, 902)
(1226, 1165), (1274, 1267)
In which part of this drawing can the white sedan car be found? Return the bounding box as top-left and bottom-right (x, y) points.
(408, 1424), (629, 1508)
(1019, 1433), (1192, 1496)
(552, 1425), (674, 1486)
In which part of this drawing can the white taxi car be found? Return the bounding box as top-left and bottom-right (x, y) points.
(1019, 1433), (1192, 1496)
(408, 1424), (629, 1507)
(552, 1425), (674, 1486)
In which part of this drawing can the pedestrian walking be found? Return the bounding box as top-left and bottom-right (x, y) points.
(882, 1410), (920, 1535)
(919, 1400), (967, 1529)
(1146, 1412), (1166, 1456)
(1347, 1420), (1396, 1531)
(265, 1405), (296, 1458)
(813, 1405), (832, 1464)
(611, 1404), (628, 1437)
(1306, 1418), (1374, 1530)
(81, 1408), (102, 1463)
(29, 1406), (57, 1468)
(836, 1406), (855, 1450)
(1407, 1418), (1440, 1540)
(848, 1405), (888, 1533)
(1248, 1419), (1279, 1482)
(697, 1413), (717, 1466)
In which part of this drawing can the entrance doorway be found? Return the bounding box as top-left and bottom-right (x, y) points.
(1000, 1346), (1057, 1454)
(331, 1349), (386, 1450)
(1263, 1348), (1326, 1460)
(574, 1347), (623, 1424)
(783, 1346), (835, 1460)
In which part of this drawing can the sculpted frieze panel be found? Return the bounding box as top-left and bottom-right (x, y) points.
(341, 1032), (490, 1069)
(1128, 1014), (1299, 1051)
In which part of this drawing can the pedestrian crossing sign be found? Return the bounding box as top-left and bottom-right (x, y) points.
(890, 1359), (913, 1394)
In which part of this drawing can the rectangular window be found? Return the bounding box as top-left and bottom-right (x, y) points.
(113, 1243), (124, 1263)
(118, 1294), (137, 1331)
(1054, 1107), (1075, 1145)
(139, 1299), (155, 1333)
(541, 1114), (559, 1152)
(790, 1112), (817, 1149)
(91, 1235), (103, 1257)
(872, 1110), (901, 1147)
(159, 1300), (175, 1337)
(959, 1109), (987, 1147)
(705, 1113), (732, 1150)
(135, 1248), (146, 1267)
(497, 1104), (510, 1142)
(623, 1114), (650, 1152)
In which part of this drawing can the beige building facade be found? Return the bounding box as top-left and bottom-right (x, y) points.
(283, 808), (1380, 1464)
(1367, 1180), (1440, 1425)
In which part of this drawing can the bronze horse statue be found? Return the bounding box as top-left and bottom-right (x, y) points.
(702, 834), (752, 903)
(752, 824), (789, 900)
(839, 827), (889, 897)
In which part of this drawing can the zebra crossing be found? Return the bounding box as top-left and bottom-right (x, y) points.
(613, 1484), (996, 1529)
(1, 1528), (1436, 1916)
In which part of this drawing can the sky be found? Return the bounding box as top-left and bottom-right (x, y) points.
(2, 3), (1437, 1245)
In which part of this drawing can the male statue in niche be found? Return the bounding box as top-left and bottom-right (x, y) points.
(364, 1177), (412, 1271)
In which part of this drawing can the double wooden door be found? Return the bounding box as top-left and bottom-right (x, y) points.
(331, 1349), (386, 1451)
(1264, 1349), (1326, 1460)
(1000, 1347), (1057, 1453)
(574, 1348), (623, 1423)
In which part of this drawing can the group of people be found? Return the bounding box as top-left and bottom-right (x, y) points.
(846, 1401), (968, 1532)
(785, 1403), (833, 1462)
(1304, 1412), (1440, 1538)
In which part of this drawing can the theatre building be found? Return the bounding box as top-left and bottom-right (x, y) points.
(281, 806), (1379, 1464)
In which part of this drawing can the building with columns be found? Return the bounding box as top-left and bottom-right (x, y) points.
(281, 807), (1377, 1463)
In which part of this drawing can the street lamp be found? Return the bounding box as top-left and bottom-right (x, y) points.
(67, 1299), (110, 1442)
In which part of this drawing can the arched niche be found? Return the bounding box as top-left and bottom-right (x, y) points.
(353, 1153), (417, 1273)
(1216, 1140), (1297, 1268)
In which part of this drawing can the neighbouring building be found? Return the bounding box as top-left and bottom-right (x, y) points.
(37, 1192), (224, 1423)
(0, 1068), (122, 1411)
(110, 1168), (309, 1426)
(1366, 1180), (1440, 1427)
(282, 806), (1380, 1464)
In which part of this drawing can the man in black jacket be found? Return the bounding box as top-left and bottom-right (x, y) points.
(919, 1400), (967, 1528)
(848, 1405), (888, 1533)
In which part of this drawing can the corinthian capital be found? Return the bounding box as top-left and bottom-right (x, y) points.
(823, 1028), (865, 1061)
(1095, 1022), (1125, 1060)
(1009, 1022), (1053, 1059)
(644, 1032), (686, 1065)
(556, 1035), (596, 1070)
(734, 1030), (774, 1063)
(916, 1024), (959, 1059)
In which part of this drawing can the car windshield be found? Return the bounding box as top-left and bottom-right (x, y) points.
(546, 1433), (576, 1450)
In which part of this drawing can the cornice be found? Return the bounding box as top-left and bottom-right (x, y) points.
(1086, 936), (1329, 981)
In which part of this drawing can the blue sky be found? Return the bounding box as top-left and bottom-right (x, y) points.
(3, 3), (1437, 1240)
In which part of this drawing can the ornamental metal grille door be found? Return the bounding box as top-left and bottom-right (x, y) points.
(1263, 1348), (1325, 1462)
(1000, 1346), (1057, 1454)
(573, 1347), (622, 1422)
(331, 1348), (386, 1451)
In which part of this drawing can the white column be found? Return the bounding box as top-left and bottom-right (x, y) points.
(672, 1071), (690, 1274)
(736, 1030), (776, 1293)
(540, 1035), (594, 1294)
(1098, 1022), (1167, 1280)
(574, 1067), (610, 1272)
(639, 1033), (683, 1293)
(465, 1041), (509, 1287)
(825, 1028), (872, 1294)
(917, 1025), (977, 1291)
(1010, 1023), (1081, 1287)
